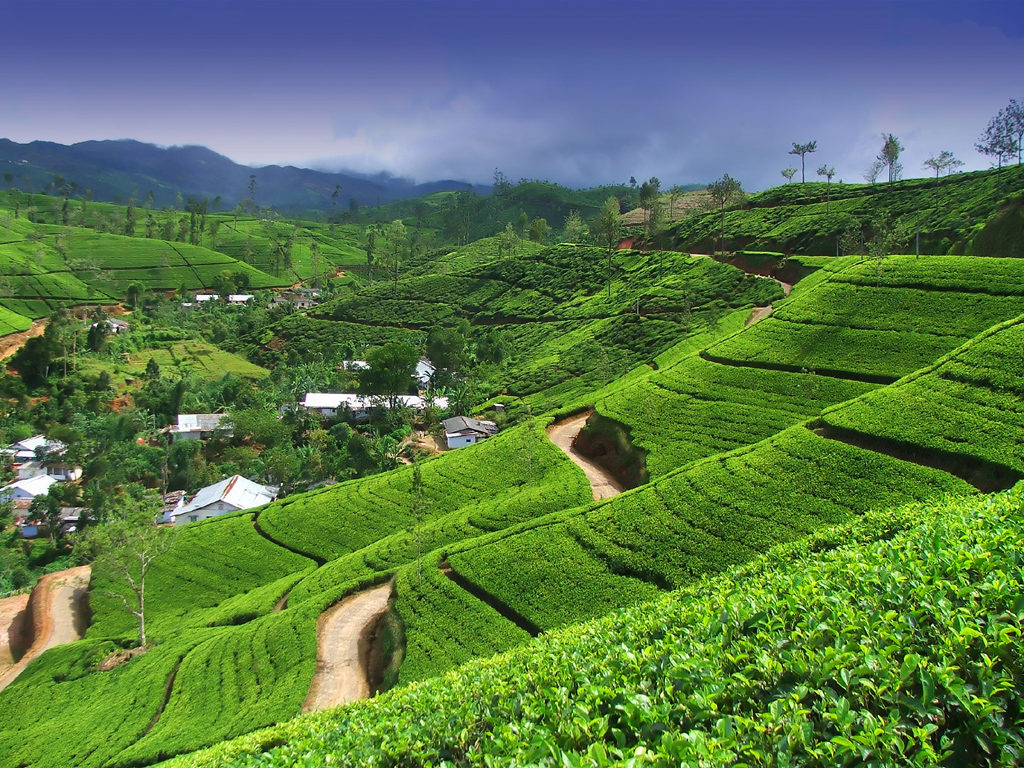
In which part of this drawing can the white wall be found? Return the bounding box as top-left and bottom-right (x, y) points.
(446, 434), (478, 449)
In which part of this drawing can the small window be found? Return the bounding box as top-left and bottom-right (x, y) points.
(189, 515), (198, 522)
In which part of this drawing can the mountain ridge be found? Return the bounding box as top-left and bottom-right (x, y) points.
(0, 138), (476, 214)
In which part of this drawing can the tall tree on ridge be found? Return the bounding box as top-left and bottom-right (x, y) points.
(816, 165), (836, 212)
(788, 140), (818, 182)
(595, 197), (621, 299)
(706, 173), (743, 254)
(877, 133), (904, 187)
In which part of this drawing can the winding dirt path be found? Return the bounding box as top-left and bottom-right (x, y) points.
(546, 412), (623, 500)
(0, 565), (91, 693)
(0, 593), (30, 671)
(0, 319), (48, 361)
(302, 581), (393, 713)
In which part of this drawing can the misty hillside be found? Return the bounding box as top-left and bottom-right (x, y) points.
(0, 139), (475, 215)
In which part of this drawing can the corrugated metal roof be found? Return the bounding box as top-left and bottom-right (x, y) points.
(174, 475), (277, 517)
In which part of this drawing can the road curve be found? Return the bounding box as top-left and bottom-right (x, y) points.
(546, 412), (623, 500)
(302, 581), (393, 712)
(0, 565), (91, 693)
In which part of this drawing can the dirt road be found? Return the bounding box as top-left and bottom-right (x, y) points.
(0, 593), (30, 670)
(0, 319), (48, 361)
(302, 581), (393, 712)
(546, 413), (623, 500)
(0, 565), (91, 693)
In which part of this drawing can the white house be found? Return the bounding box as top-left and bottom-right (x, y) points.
(227, 294), (254, 305)
(1, 435), (79, 481)
(442, 416), (498, 449)
(91, 317), (130, 334)
(169, 475), (278, 526)
(415, 360), (436, 388)
(169, 413), (232, 441)
(1, 435), (65, 464)
(270, 292), (318, 310)
(16, 460), (81, 482)
(194, 293), (219, 304)
(301, 393), (449, 420)
(0, 474), (58, 509)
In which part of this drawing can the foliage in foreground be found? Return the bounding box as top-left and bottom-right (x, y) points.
(168, 485), (1024, 768)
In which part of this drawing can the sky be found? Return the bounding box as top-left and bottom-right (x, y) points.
(2, 0), (1022, 190)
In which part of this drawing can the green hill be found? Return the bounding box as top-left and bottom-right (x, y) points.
(169, 485), (1024, 768)
(3, 168), (1024, 767)
(668, 164), (1024, 256)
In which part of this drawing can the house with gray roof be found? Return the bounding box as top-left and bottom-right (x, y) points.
(169, 475), (278, 526)
(442, 416), (498, 449)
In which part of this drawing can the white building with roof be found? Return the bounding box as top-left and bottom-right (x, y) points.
(169, 475), (278, 526)
(169, 413), (232, 441)
(1, 435), (79, 481)
(415, 360), (436, 388)
(442, 416), (499, 449)
(301, 393), (449, 420)
(227, 294), (254, 305)
(0, 474), (59, 509)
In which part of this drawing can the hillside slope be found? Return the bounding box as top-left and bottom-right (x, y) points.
(669, 164), (1024, 256)
(167, 485), (1024, 768)
(3, 234), (1024, 765)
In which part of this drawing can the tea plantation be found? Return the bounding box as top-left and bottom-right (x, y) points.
(3, 168), (1024, 767)
(168, 486), (1024, 768)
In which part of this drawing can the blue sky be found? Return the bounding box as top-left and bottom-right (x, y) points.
(2, 0), (1022, 189)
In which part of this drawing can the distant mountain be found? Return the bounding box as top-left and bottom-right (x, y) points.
(0, 138), (475, 214)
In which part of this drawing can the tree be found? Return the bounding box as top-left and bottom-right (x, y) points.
(667, 184), (685, 220)
(706, 173), (743, 253)
(75, 493), (175, 647)
(562, 210), (586, 243)
(87, 315), (110, 353)
(816, 165), (836, 212)
(976, 107), (1016, 169)
(497, 222), (519, 258)
(1008, 98), (1024, 165)
(594, 197), (621, 298)
(492, 168), (511, 197)
(365, 224), (380, 283)
(45, 307), (78, 379)
(638, 176), (661, 235)
(839, 223), (865, 257)
(866, 215), (908, 283)
(28, 484), (64, 547)
(368, 429), (402, 473)
(864, 159), (884, 184)
(923, 150), (961, 180)
(124, 198), (136, 237)
(382, 219), (407, 292)
(9, 334), (56, 388)
(126, 281), (144, 309)
(877, 133), (904, 186)
(426, 326), (467, 382)
(528, 217), (550, 244)
(516, 211), (530, 239)
(360, 341), (419, 409)
(781, 168), (797, 184)
(788, 140), (818, 182)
